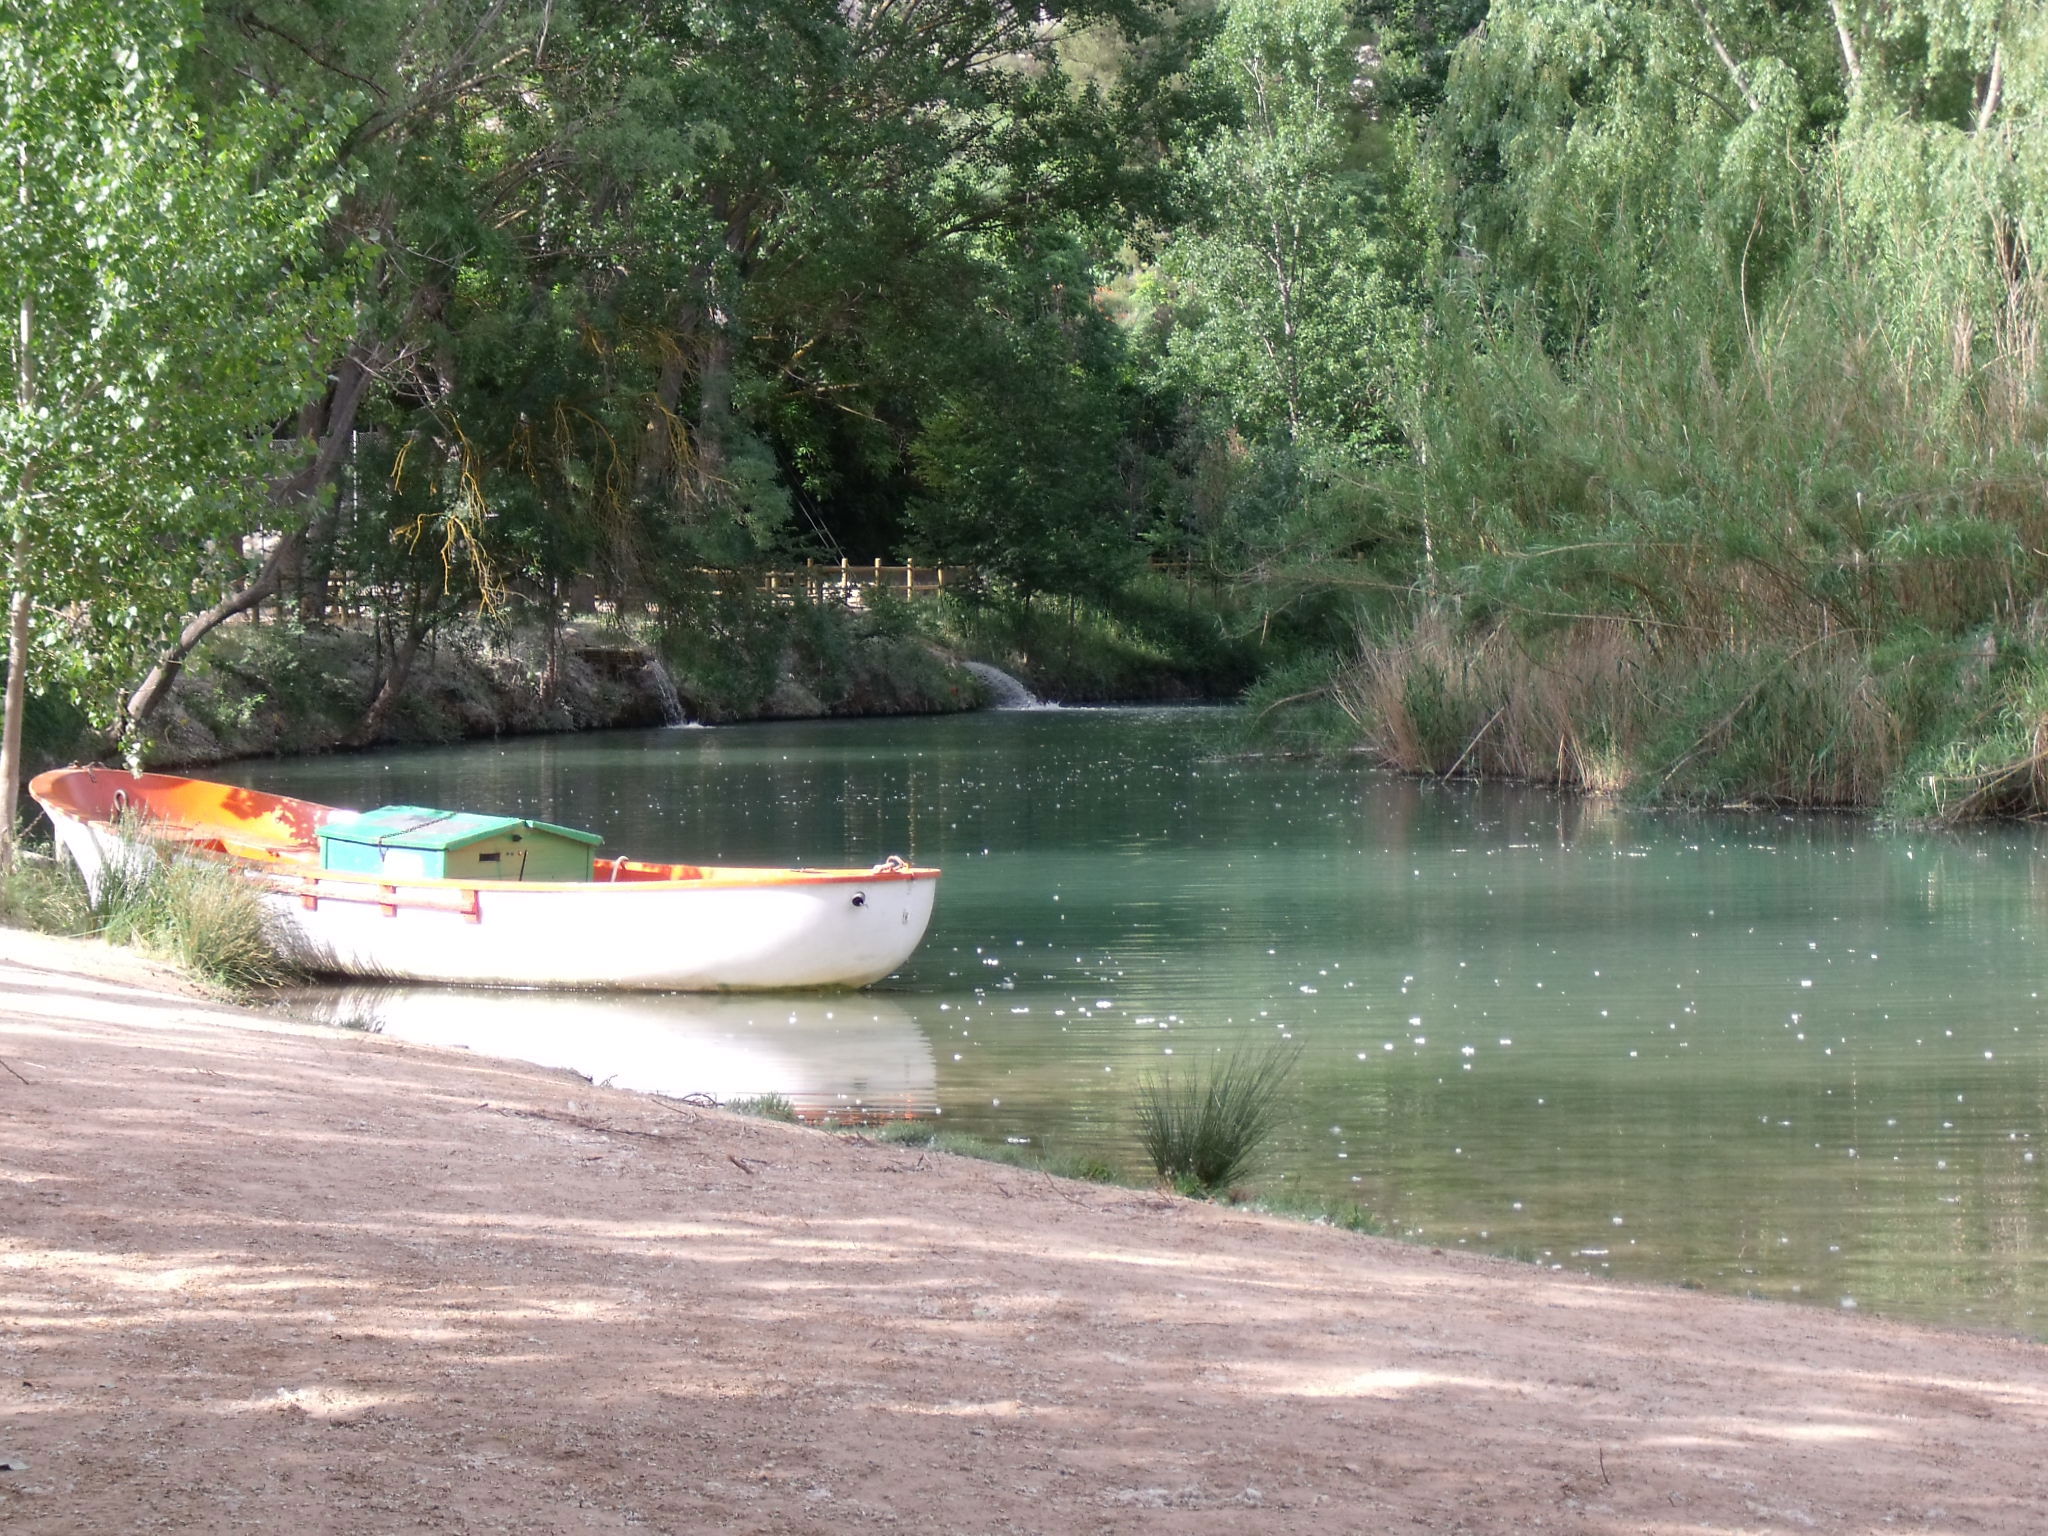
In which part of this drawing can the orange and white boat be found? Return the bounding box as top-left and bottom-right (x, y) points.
(29, 766), (940, 991)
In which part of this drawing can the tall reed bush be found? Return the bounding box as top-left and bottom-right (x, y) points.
(5, 840), (302, 995)
(1327, 609), (1982, 809)
(1276, 5), (2048, 817)
(1133, 1039), (1300, 1195)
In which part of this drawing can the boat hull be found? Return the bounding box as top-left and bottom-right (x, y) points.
(253, 857), (938, 990)
(32, 769), (939, 992)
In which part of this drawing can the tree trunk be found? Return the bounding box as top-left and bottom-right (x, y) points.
(693, 321), (735, 496)
(639, 270), (720, 511)
(1, 276), (33, 870)
(0, 527), (32, 872)
(349, 609), (429, 748)
(112, 340), (381, 746)
(540, 576), (562, 709)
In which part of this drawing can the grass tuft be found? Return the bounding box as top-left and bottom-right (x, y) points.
(1042, 1152), (1121, 1184)
(88, 849), (301, 994)
(724, 1092), (798, 1122)
(1249, 1187), (1386, 1233)
(0, 851), (94, 934)
(1133, 1039), (1300, 1196)
(870, 1119), (1122, 1182)
(2, 843), (297, 996)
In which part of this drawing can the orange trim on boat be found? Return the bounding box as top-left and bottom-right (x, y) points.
(30, 767), (938, 892)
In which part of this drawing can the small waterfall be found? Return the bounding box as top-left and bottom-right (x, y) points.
(962, 660), (1048, 710)
(642, 653), (689, 726)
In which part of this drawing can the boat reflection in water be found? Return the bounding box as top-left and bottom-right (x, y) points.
(280, 985), (938, 1119)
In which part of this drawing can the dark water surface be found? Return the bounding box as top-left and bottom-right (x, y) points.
(226, 707), (2048, 1334)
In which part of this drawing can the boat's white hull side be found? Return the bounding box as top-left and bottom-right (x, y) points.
(45, 809), (937, 991)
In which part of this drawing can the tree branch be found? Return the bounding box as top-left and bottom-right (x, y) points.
(114, 339), (384, 745)
(1828, 0), (1862, 86)
(1688, 0), (1760, 113)
(1975, 40), (2003, 134)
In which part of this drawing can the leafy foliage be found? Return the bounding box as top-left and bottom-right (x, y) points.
(1271, 0), (2048, 815)
(0, 0), (349, 838)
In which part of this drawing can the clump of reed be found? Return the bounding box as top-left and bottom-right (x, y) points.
(1133, 1039), (1299, 1197)
(0, 841), (299, 995)
(723, 1093), (798, 1122)
(1323, 607), (1991, 812)
(89, 848), (302, 994)
(1333, 614), (1645, 794)
(0, 851), (94, 933)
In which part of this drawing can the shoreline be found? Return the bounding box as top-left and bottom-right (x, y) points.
(2, 927), (2045, 1533)
(132, 619), (988, 774)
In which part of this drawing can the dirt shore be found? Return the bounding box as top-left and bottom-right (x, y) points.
(2, 928), (2045, 1534)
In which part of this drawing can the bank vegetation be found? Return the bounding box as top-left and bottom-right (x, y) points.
(2, 1), (2045, 838)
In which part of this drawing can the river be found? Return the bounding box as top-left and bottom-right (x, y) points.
(220, 706), (2048, 1336)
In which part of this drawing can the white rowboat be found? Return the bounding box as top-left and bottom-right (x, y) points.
(30, 767), (940, 991)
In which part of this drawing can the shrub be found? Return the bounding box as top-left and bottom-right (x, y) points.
(724, 1092), (798, 1122)
(89, 849), (300, 994)
(0, 852), (94, 935)
(1133, 1039), (1300, 1195)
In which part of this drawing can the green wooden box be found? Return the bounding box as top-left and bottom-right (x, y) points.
(317, 805), (602, 883)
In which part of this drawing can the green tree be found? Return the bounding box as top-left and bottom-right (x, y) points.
(1156, 0), (1411, 455)
(540, 0), (1191, 588)
(66, 0), (1210, 764)
(113, 0), (557, 741)
(906, 242), (1145, 599)
(0, 0), (345, 859)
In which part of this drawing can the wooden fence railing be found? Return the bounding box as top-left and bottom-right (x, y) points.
(754, 560), (962, 605)
(245, 560), (971, 623)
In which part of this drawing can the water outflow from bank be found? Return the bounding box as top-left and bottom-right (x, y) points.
(642, 654), (688, 726)
(233, 708), (2048, 1337)
(961, 660), (1047, 709)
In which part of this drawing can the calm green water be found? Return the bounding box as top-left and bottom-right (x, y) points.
(229, 708), (2048, 1334)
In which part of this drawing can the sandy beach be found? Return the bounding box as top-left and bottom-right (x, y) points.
(2, 925), (2044, 1534)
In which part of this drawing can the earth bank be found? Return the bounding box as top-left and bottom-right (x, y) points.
(1, 926), (2044, 1534)
(138, 616), (984, 771)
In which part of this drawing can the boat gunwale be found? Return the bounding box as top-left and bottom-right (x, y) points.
(29, 766), (939, 895)
(249, 862), (939, 896)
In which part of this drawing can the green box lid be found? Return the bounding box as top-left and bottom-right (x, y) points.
(317, 805), (603, 853)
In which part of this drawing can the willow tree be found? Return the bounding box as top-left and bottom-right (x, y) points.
(1405, 0), (2048, 618)
(1308, 0), (2048, 809)
(1141, 0), (1415, 597)
(0, 0), (344, 861)
(1158, 0), (1408, 453)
